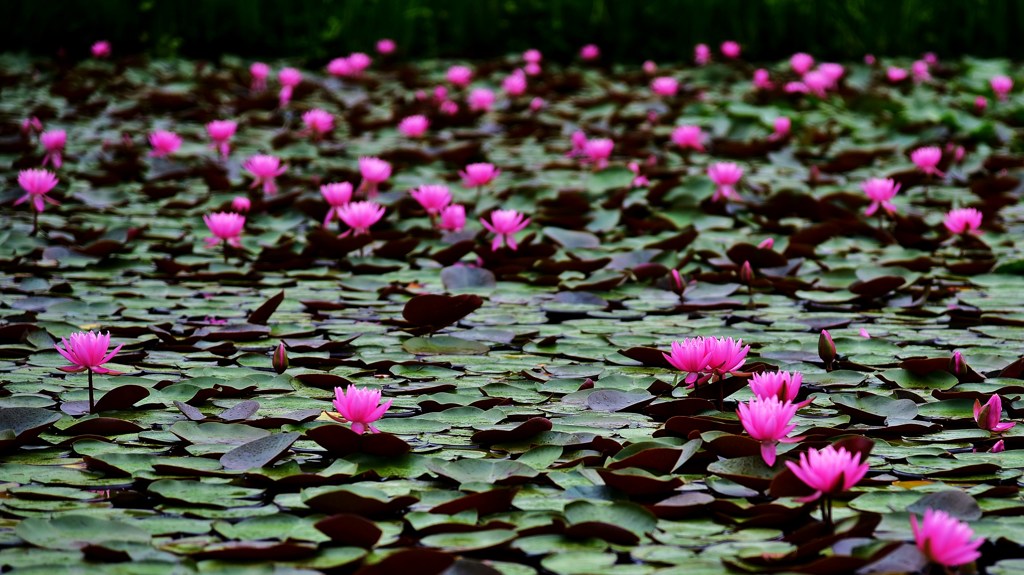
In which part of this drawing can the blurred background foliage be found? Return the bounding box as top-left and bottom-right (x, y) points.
(6, 0), (1024, 62)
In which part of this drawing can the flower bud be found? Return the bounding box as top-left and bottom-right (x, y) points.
(273, 342), (288, 374)
(740, 261), (753, 285)
(818, 329), (836, 370)
(949, 351), (965, 375)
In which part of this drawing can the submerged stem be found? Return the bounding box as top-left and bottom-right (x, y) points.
(87, 368), (95, 413)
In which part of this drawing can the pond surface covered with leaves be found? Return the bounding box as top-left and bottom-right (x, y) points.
(1, 51), (1024, 574)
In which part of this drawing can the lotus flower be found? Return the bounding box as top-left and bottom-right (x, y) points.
(447, 65), (473, 87)
(244, 154), (287, 196)
(672, 125), (705, 152)
(338, 201), (385, 236)
(468, 88), (496, 111)
(974, 395), (1016, 433)
(461, 163), (500, 188)
(321, 182), (354, 227)
(705, 336), (749, 375)
(862, 178), (900, 216)
(738, 396), (800, 466)
(231, 196), (251, 213)
(480, 209), (530, 251)
(301, 109), (334, 139)
(707, 162), (743, 202)
(377, 38), (396, 54)
(398, 115), (429, 138)
(347, 53), (372, 75)
(785, 445), (869, 502)
(887, 67), (909, 83)
(580, 44), (600, 60)
(911, 509), (983, 568)
(439, 204), (466, 232)
(991, 74), (1013, 101)
(250, 62), (270, 92)
(411, 184), (452, 216)
(329, 385), (392, 435)
(663, 338), (712, 385)
(911, 146), (943, 177)
(790, 53), (814, 75)
(772, 117), (791, 140)
(944, 208), (982, 235)
(720, 41), (741, 59)
(523, 49), (542, 64)
(206, 120), (237, 159)
(651, 77), (678, 96)
(749, 370), (804, 403)
(912, 60), (931, 83)
(148, 130), (182, 157)
(584, 138), (614, 170)
(803, 71), (830, 97)
(15, 169), (59, 213)
(694, 43), (710, 65)
(91, 41), (112, 58)
(753, 68), (772, 90)
(54, 330), (123, 412)
(503, 70), (527, 96)
(357, 157), (391, 198)
(40, 129), (66, 168)
(203, 212), (245, 248)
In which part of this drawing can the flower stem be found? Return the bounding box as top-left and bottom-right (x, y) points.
(31, 209), (39, 237)
(87, 368), (95, 413)
(223, 241), (228, 264)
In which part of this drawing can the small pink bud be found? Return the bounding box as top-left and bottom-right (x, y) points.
(991, 440), (1005, 453)
(273, 343), (288, 374)
(818, 330), (836, 370)
(757, 238), (774, 250)
(740, 261), (753, 284)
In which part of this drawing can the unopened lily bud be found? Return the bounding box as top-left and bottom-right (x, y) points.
(740, 261), (753, 284)
(758, 238), (774, 250)
(818, 329), (836, 370)
(273, 342), (288, 374)
(949, 351), (965, 375)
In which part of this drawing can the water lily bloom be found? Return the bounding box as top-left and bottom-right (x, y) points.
(651, 76), (678, 96)
(749, 370), (804, 403)
(859, 328), (871, 338)
(327, 57), (353, 77)
(705, 336), (749, 375)
(912, 60), (931, 83)
(694, 43), (710, 65)
(628, 162), (649, 187)
(785, 445), (869, 502)
(818, 63), (845, 86)
(580, 44), (600, 60)
(720, 40), (741, 59)
(911, 509), (983, 568)
(737, 396), (800, 466)
(461, 163), (500, 188)
(772, 117), (791, 140)
(864, 54), (876, 65)
(250, 62), (270, 92)
(950, 351), (966, 375)
(338, 201), (385, 236)
(481, 209), (530, 251)
(357, 157), (391, 198)
(911, 146), (943, 177)
(468, 88), (496, 111)
(272, 342), (288, 374)
(803, 70), (830, 97)
(439, 204), (467, 232)
(887, 67), (909, 83)
(707, 162), (743, 202)
(663, 338), (712, 385)
(791, 53), (815, 75)
(944, 207), (983, 235)
(439, 100), (459, 115)
(529, 97), (545, 111)
(54, 331), (122, 375)
(991, 74), (1013, 101)
(642, 60), (657, 74)
(205, 120), (237, 159)
(91, 41), (111, 58)
(40, 129), (66, 168)
(347, 53), (372, 75)
(753, 68), (772, 90)
(447, 65), (473, 87)
(148, 130), (182, 157)
(301, 108), (334, 139)
(503, 70), (528, 96)
(244, 154), (287, 196)
(568, 130), (589, 157)
(203, 212), (245, 247)
(991, 440), (1005, 453)
(398, 115), (429, 138)
(976, 96), (989, 112)
(21, 116), (42, 136)
(672, 125), (705, 152)
(523, 49), (542, 64)
(15, 169), (59, 213)
(330, 385), (392, 435)
(785, 81), (809, 94)
(411, 184), (452, 216)
(278, 67), (302, 107)
(376, 38), (396, 54)
(974, 395), (1016, 433)
(321, 182), (354, 227)
(231, 196), (251, 213)
(524, 62), (542, 76)
(584, 138), (614, 170)
(758, 237), (774, 249)
(862, 177), (900, 216)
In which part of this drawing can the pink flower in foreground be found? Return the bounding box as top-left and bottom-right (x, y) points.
(861, 177), (900, 216)
(705, 336), (748, 374)
(672, 125), (705, 152)
(358, 157), (391, 198)
(398, 115), (429, 138)
(91, 41), (112, 58)
(911, 146), (943, 177)
(974, 395), (1016, 433)
(338, 201), (385, 236)
(785, 445), (869, 502)
(580, 44), (600, 61)
(321, 182), (353, 227)
(377, 38), (396, 55)
(55, 331), (122, 374)
(887, 67), (909, 83)
(231, 196), (251, 213)
(911, 509), (983, 568)
(503, 70), (528, 96)
(991, 74), (1013, 101)
(737, 396), (800, 466)
(206, 120), (237, 159)
(663, 338), (712, 385)
(468, 88), (496, 111)
(944, 208), (983, 235)
(584, 138), (614, 170)
(791, 53), (815, 75)
(250, 62), (270, 92)
(749, 370), (803, 403)
(439, 204), (467, 232)
(301, 109), (334, 139)
(40, 129), (66, 169)
(753, 68), (773, 90)
(411, 184), (452, 216)
(330, 385), (392, 435)
(278, 67), (302, 107)
(203, 212), (245, 247)
(15, 169), (59, 212)
(720, 40), (741, 59)
(651, 76), (678, 96)
(461, 163), (500, 188)
(244, 154), (287, 196)
(694, 43), (711, 66)
(148, 130), (182, 157)
(447, 65), (473, 87)
(707, 162), (744, 202)
(523, 49), (542, 64)
(480, 209), (530, 251)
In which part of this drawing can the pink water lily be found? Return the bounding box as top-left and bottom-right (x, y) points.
(55, 330), (124, 412)
(694, 43), (710, 66)
(974, 395), (1016, 433)
(399, 115), (429, 138)
(328, 385), (392, 435)
(991, 74), (1013, 101)
(358, 157), (391, 198)
(377, 38), (396, 55)
(148, 130), (182, 157)
(40, 129), (66, 168)
(244, 154), (287, 196)
(447, 65), (473, 87)
(737, 396), (801, 466)
(91, 41), (112, 58)
(862, 177), (900, 216)
(206, 120), (237, 159)
(785, 444), (869, 502)
(338, 201), (385, 236)
(944, 207), (982, 235)
(231, 196), (251, 213)
(278, 67), (302, 107)
(250, 62), (269, 92)
(651, 76), (678, 96)
(301, 109), (334, 140)
(707, 162), (744, 202)
(671, 125), (705, 152)
(749, 370), (805, 404)
(321, 182), (354, 227)
(791, 53), (814, 75)
(911, 146), (944, 177)
(468, 88), (496, 112)
(411, 184), (452, 216)
(481, 209), (530, 251)
(439, 204), (466, 232)
(15, 169), (60, 213)
(911, 509), (983, 568)
(663, 338), (712, 385)
(203, 212), (245, 248)
(584, 138), (614, 170)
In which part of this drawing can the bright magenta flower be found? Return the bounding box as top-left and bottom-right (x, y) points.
(651, 76), (678, 96)
(347, 53), (372, 75)
(749, 370), (803, 403)
(377, 38), (396, 54)
(338, 201), (385, 236)
(663, 338), (712, 385)
(523, 49), (542, 64)
(54, 331), (122, 374)
(790, 53), (814, 75)
(772, 116), (791, 140)
(232, 197), (251, 213)
(912, 60), (931, 83)
(468, 88), (496, 111)
(503, 70), (527, 96)
(461, 163), (500, 187)
(447, 65), (473, 87)
(91, 41), (111, 58)
(480, 209), (530, 251)
(580, 44), (600, 61)
(991, 74), (1013, 101)
(737, 396), (800, 466)
(439, 204), (466, 232)
(327, 57), (353, 77)
(785, 445), (868, 502)
(720, 40), (741, 59)
(672, 125), (705, 152)
(302, 109), (334, 139)
(584, 138), (614, 170)
(803, 70), (829, 97)
(330, 385), (392, 435)
(974, 395), (1016, 433)
(944, 208), (983, 235)
(250, 62), (270, 92)
(911, 146), (943, 177)
(862, 177), (900, 216)
(705, 336), (749, 374)
(529, 97), (545, 111)
(753, 69), (772, 90)
(911, 509), (983, 568)
(204, 212), (245, 247)
(148, 130), (182, 157)
(887, 67), (909, 83)
(398, 115), (429, 138)
(818, 63), (845, 86)
(206, 120), (237, 159)
(15, 169), (59, 212)
(358, 157), (391, 198)
(707, 162), (743, 202)
(40, 129), (66, 168)
(321, 182), (353, 227)
(278, 67), (302, 107)
(694, 43), (710, 66)
(244, 154), (287, 196)
(411, 184), (452, 216)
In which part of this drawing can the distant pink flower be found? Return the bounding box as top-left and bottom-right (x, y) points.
(991, 440), (1005, 453)
(580, 44), (600, 61)
(738, 396), (800, 466)
(411, 184), (452, 216)
(40, 129), (66, 169)
(330, 385), (392, 435)
(864, 54), (876, 65)
(643, 60), (657, 74)
(203, 212), (245, 247)
(991, 74), (1013, 101)
(481, 209), (530, 251)
(568, 131), (588, 157)
(784, 81), (808, 94)
(923, 52), (938, 65)
(749, 370), (804, 403)
(772, 116), (791, 140)
(758, 238), (774, 249)
(301, 109), (334, 140)
(524, 62), (542, 76)
(951, 351), (966, 375)
(672, 125), (705, 152)
(468, 88), (496, 111)
(628, 161), (648, 188)
(91, 41), (112, 59)
(398, 115), (429, 138)
(911, 509), (983, 568)
(439, 204), (466, 232)
(347, 53), (372, 75)
(753, 68), (772, 90)
(377, 39), (396, 55)
(21, 117), (42, 136)
(250, 62), (270, 92)
(584, 138), (614, 170)
(663, 338), (712, 385)
(818, 63), (845, 86)
(523, 49), (542, 64)
(912, 60), (931, 83)
(15, 169), (59, 212)
(321, 182), (354, 227)
(206, 120), (237, 159)
(503, 70), (527, 96)
(439, 100), (459, 115)
(785, 445), (869, 502)
(278, 67), (302, 107)
(148, 130), (182, 157)
(231, 196), (251, 213)
(357, 157), (391, 197)
(244, 155), (287, 196)
(338, 201), (385, 236)
(707, 162), (743, 202)
(651, 76), (678, 96)
(974, 395), (1015, 433)
(694, 43), (711, 66)
(327, 57), (353, 77)
(434, 86), (449, 101)
(976, 96), (988, 112)
(529, 97), (545, 111)
(720, 40), (741, 59)
(460, 163), (500, 188)
(911, 146), (944, 177)
(803, 71), (830, 97)
(790, 53), (815, 75)
(861, 177), (900, 216)
(447, 65), (473, 87)
(55, 331), (122, 374)
(859, 328), (871, 338)
(887, 67), (909, 83)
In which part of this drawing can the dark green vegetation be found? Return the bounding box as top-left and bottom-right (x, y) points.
(7, 0), (1024, 61)
(1, 51), (1024, 574)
